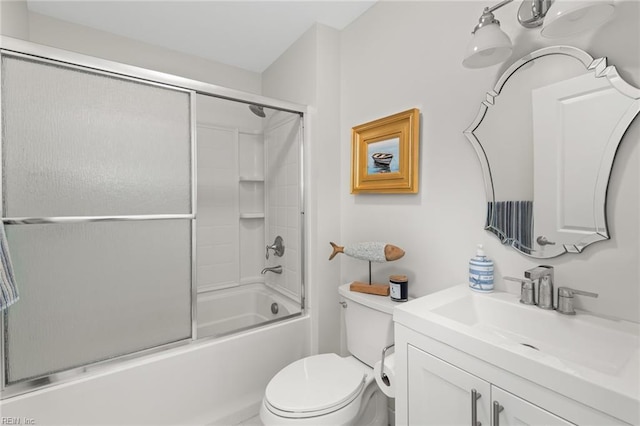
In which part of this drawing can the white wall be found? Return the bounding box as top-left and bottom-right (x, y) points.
(0, 6), (261, 93)
(262, 24), (343, 354)
(339, 1), (640, 323)
(0, 0), (29, 39)
(26, 12), (261, 92)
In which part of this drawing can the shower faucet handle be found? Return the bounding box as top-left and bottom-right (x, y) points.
(266, 236), (285, 259)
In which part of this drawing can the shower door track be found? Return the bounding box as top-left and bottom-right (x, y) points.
(1, 214), (195, 225)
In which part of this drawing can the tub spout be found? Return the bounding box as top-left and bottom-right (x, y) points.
(261, 265), (283, 274)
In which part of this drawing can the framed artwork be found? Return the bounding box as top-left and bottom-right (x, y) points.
(350, 108), (420, 194)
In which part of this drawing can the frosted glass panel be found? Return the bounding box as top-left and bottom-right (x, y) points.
(1, 55), (191, 217)
(4, 220), (192, 383)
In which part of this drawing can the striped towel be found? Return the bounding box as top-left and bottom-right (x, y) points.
(0, 224), (19, 310)
(486, 201), (534, 254)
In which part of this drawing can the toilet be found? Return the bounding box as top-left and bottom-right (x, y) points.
(260, 283), (395, 425)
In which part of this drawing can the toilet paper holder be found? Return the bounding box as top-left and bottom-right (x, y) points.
(380, 344), (395, 386)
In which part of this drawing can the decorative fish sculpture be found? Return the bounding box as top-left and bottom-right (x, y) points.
(329, 242), (405, 262)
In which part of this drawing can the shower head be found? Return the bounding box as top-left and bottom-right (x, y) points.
(249, 104), (266, 118)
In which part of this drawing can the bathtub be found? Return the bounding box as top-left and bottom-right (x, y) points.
(197, 283), (301, 338)
(1, 293), (309, 425)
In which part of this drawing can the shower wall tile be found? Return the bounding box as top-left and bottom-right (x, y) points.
(286, 227), (299, 252)
(196, 124), (239, 289)
(238, 133), (264, 179)
(196, 245), (215, 264)
(286, 163), (298, 187)
(197, 166), (216, 183)
(265, 116), (301, 300)
(198, 263), (236, 288)
(239, 219), (264, 280)
(197, 225), (235, 247)
(211, 243), (235, 264)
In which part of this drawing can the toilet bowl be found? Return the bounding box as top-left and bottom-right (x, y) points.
(259, 354), (387, 425)
(260, 283), (396, 425)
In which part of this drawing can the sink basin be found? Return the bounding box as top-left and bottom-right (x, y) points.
(393, 284), (640, 424)
(430, 290), (638, 376)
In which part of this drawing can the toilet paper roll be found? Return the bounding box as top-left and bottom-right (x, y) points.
(373, 352), (396, 398)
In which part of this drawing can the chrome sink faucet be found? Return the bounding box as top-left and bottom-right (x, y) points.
(506, 266), (600, 315)
(525, 265), (554, 310)
(505, 265), (554, 309)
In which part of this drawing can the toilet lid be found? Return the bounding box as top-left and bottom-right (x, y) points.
(264, 353), (365, 416)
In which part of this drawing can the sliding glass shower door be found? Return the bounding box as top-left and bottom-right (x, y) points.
(1, 54), (194, 385)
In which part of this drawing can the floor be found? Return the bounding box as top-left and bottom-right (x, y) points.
(236, 414), (263, 426)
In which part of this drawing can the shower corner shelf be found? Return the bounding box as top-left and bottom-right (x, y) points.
(239, 213), (265, 219)
(239, 176), (264, 183)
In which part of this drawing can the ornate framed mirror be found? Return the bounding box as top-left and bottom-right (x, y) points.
(465, 46), (640, 258)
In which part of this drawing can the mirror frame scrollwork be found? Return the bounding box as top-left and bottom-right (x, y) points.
(464, 46), (640, 258)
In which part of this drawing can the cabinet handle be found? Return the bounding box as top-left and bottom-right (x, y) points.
(492, 401), (504, 426)
(471, 389), (482, 426)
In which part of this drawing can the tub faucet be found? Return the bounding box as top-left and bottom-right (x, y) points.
(261, 265), (283, 274)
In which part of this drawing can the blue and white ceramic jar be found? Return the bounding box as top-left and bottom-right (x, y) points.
(469, 244), (494, 292)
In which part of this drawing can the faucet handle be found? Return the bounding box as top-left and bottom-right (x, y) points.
(524, 265), (553, 280)
(265, 236), (285, 259)
(504, 277), (536, 305)
(557, 287), (599, 315)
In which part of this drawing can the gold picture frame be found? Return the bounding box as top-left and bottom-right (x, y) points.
(351, 108), (420, 194)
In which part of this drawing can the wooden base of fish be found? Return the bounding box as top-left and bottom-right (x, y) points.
(350, 282), (390, 296)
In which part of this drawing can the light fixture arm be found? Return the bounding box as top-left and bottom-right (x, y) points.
(486, 0), (514, 14)
(518, 0), (554, 28)
(472, 0), (514, 33)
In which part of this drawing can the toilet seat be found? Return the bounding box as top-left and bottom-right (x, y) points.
(264, 353), (366, 419)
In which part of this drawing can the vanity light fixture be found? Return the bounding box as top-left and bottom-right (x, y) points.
(462, 0), (514, 69)
(463, 0), (615, 68)
(541, 1), (616, 38)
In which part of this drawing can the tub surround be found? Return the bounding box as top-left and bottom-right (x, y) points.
(1, 317), (309, 425)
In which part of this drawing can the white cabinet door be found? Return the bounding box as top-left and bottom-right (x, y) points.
(408, 345), (491, 426)
(492, 386), (575, 426)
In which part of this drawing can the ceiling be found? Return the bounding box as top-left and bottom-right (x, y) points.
(26, 1), (376, 73)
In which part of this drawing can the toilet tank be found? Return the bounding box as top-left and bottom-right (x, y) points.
(338, 283), (396, 367)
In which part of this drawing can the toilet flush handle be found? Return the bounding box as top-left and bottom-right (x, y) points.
(380, 344), (395, 386)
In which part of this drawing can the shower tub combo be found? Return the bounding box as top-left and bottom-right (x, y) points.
(0, 37), (308, 425)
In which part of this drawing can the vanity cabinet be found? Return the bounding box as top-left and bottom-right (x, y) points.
(395, 324), (628, 426)
(492, 386), (572, 425)
(408, 344), (490, 425)
(408, 344), (572, 425)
